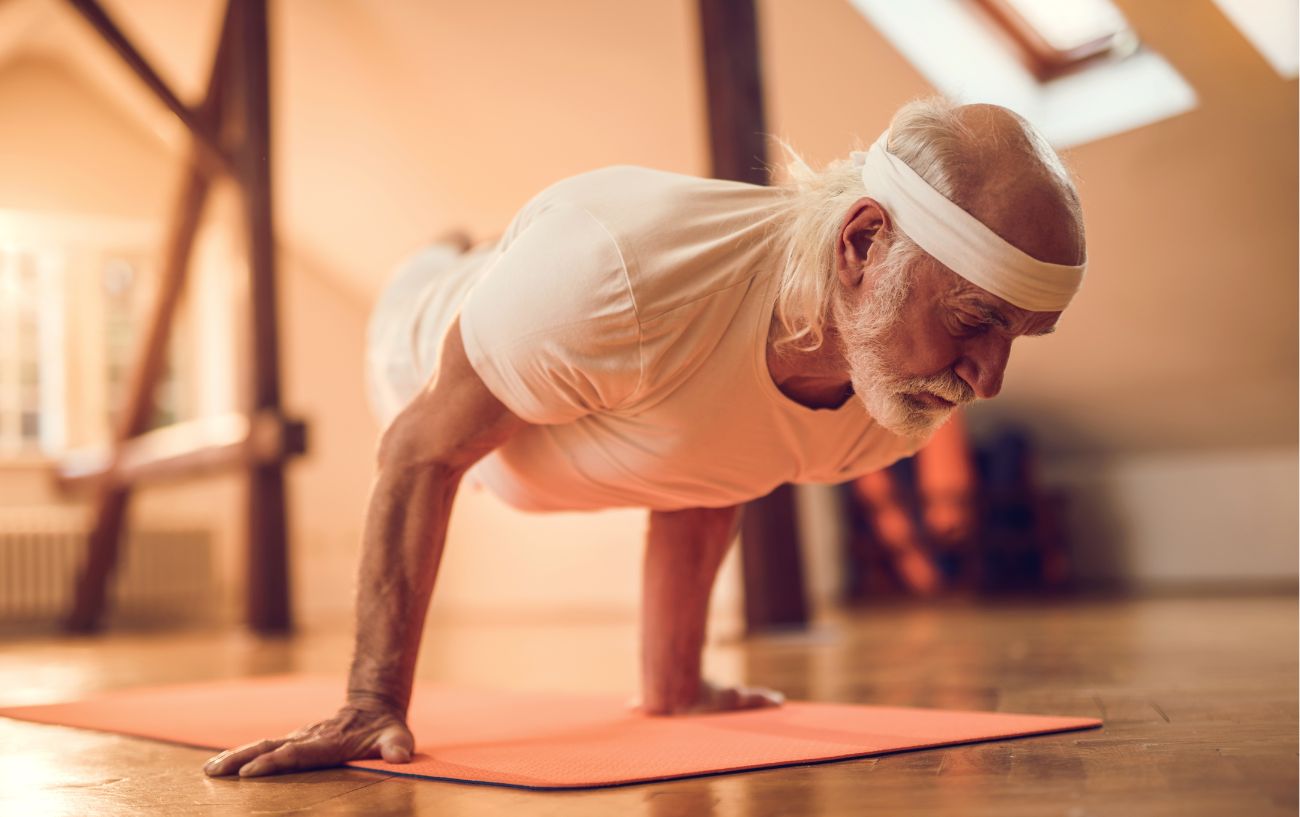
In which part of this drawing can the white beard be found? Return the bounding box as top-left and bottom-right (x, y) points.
(832, 265), (975, 440)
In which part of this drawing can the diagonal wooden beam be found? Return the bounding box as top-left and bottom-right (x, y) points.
(65, 2), (236, 633)
(66, 168), (214, 633)
(697, 0), (809, 633)
(63, 0), (237, 178)
(64, 0), (303, 635)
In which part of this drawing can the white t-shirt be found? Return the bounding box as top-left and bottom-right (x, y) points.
(368, 166), (919, 512)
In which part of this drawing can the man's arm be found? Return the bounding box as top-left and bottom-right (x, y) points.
(639, 505), (785, 715)
(205, 316), (527, 777)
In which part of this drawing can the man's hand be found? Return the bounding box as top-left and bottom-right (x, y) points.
(632, 678), (785, 716)
(642, 506), (782, 716)
(686, 679), (785, 714)
(203, 703), (414, 778)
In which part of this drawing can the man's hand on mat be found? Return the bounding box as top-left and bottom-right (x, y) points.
(684, 680), (785, 714)
(632, 679), (786, 716)
(202, 703), (414, 778)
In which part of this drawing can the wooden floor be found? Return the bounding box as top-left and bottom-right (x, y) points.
(0, 592), (1294, 816)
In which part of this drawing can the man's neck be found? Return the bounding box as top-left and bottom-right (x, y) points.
(765, 318), (853, 410)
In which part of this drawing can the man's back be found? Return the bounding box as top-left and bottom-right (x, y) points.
(371, 165), (915, 512)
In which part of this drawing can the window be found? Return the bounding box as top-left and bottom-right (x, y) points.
(100, 254), (184, 434)
(0, 249), (65, 455)
(974, 0), (1137, 81)
(1209, 0), (1298, 79)
(0, 211), (219, 461)
(850, 0), (1197, 147)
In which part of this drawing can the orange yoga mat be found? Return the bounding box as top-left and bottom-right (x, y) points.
(0, 675), (1101, 789)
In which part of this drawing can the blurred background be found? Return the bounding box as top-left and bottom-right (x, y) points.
(0, 0), (1294, 636)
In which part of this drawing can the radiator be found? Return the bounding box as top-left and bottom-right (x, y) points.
(0, 507), (216, 626)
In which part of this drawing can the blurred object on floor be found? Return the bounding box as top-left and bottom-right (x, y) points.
(977, 426), (1074, 593)
(843, 411), (1073, 601)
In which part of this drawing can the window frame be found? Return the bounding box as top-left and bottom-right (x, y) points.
(0, 210), (216, 463)
(973, 0), (1136, 82)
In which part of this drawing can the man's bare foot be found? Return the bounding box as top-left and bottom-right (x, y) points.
(432, 229), (473, 253)
(632, 679), (786, 716)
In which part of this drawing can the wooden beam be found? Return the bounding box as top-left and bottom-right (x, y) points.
(63, 0), (237, 178)
(697, 0), (769, 186)
(697, 0), (809, 633)
(739, 484), (809, 629)
(57, 411), (307, 491)
(229, 0), (292, 635)
(66, 163), (213, 633)
(66, 3), (235, 634)
(64, 0), (304, 635)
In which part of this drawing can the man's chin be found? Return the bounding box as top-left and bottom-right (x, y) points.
(894, 413), (952, 440)
(900, 391), (956, 411)
(865, 394), (954, 440)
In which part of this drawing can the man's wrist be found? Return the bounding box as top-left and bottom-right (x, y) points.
(640, 670), (703, 715)
(346, 687), (407, 715)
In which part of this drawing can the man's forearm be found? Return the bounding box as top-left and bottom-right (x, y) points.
(346, 461), (462, 716)
(640, 506), (739, 714)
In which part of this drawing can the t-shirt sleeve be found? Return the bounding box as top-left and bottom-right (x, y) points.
(458, 201), (642, 425)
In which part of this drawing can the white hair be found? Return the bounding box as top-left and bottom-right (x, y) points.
(767, 96), (976, 352)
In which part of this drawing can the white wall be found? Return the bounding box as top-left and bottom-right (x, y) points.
(1043, 446), (1298, 589)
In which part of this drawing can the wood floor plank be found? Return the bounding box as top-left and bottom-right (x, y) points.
(0, 593), (1294, 815)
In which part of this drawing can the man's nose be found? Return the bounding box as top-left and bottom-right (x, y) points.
(955, 337), (1012, 400)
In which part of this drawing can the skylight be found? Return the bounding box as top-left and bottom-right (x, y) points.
(1209, 0), (1298, 78)
(975, 0), (1138, 80)
(849, 0), (1197, 148)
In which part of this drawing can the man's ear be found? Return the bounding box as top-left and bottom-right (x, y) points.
(836, 197), (890, 289)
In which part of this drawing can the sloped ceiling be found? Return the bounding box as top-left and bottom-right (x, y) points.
(6, 0), (705, 299)
(3, 0), (1296, 456)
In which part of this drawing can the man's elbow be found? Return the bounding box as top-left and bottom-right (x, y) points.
(372, 345), (525, 480)
(375, 404), (468, 481)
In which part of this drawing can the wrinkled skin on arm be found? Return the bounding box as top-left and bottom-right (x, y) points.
(204, 316), (527, 778)
(204, 323), (783, 777)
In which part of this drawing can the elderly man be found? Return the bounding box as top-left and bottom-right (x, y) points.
(204, 98), (1086, 778)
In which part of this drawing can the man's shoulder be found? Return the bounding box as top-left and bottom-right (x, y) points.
(502, 166), (724, 267)
(533, 164), (783, 311)
(548, 164), (745, 194)
(533, 165), (766, 221)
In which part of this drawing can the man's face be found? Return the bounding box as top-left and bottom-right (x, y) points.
(833, 249), (1060, 439)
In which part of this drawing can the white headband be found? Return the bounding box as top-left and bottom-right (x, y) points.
(852, 133), (1085, 312)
